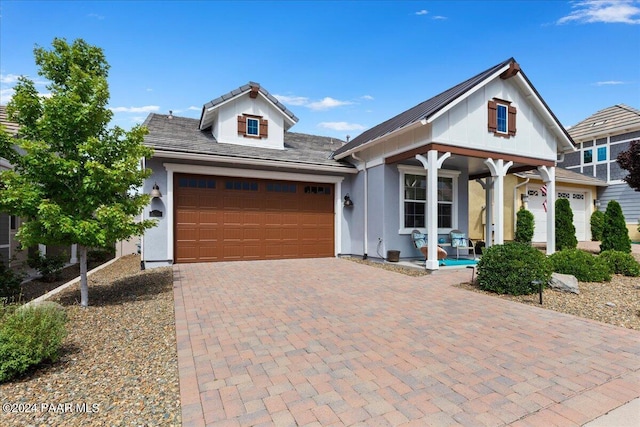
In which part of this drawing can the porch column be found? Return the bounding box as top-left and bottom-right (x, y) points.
(484, 158), (513, 245)
(70, 244), (78, 264)
(416, 150), (451, 270)
(475, 178), (494, 247)
(538, 166), (556, 255)
(38, 244), (46, 256)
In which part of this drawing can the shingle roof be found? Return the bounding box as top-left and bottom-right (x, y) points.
(568, 104), (640, 142)
(200, 82), (298, 130)
(143, 113), (354, 171)
(334, 57), (574, 157)
(0, 105), (20, 136)
(516, 167), (608, 187)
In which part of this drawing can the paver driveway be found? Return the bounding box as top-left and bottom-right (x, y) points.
(173, 258), (640, 426)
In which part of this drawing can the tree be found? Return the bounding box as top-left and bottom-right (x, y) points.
(600, 200), (631, 253)
(617, 140), (640, 192)
(555, 198), (577, 251)
(0, 38), (156, 307)
(514, 207), (534, 244)
(590, 210), (605, 241)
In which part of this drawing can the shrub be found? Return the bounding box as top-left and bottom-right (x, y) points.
(27, 252), (66, 282)
(600, 200), (631, 253)
(0, 261), (23, 305)
(0, 303), (67, 382)
(555, 198), (577, 251)
(477, 242), (552, 295)
(514, 208), (535, 244)
(599, 250), (640, 277)
(590, 210), (605, 241)
(87, 247), (115, 263)
(549, 249), (611, 282)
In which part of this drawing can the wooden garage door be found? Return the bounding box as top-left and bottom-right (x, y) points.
(174, 174), (335, 263)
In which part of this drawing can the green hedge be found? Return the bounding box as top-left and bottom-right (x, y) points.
(599, 250), (640, 277)
(515, 208), (535, 244)
(477, 242), (552, 295)
(555, 198), (577, 250)
(590, 210), (605, 241)
(0, 304), (67, 382)
(549, 249), (611, 282)
(0, 262), (23, 305)
(601, 200), (631, 253)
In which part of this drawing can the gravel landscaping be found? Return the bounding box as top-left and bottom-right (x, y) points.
(0, 255), (180, 427)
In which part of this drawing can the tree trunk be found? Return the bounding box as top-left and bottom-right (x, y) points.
(80, 245), (89, 307)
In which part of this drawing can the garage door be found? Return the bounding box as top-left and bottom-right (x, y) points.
(529, 187), (588, 242)
(174, 174), (335, 263)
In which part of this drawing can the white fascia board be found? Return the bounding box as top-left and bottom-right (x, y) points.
(570, 124), (640, 143)
(0, 158), (13, 169)
(163, 163), (345, 184)
(152, 150), (357, 174)
(426, 65), (512, 125)
(257, 92), (298, 128)
(333, 120), (426, 160)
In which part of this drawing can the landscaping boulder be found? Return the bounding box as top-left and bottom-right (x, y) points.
(549, 273), (579, 294)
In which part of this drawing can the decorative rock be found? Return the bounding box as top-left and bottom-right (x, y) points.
(20, 300), (66, 312)
(549, 273), (579, 294)
(606, 302), (616, 307)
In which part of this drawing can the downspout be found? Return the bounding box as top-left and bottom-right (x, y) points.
(352, 153), (368, 259)
(140, 157), (146, 270)
(513, 177), (530, 235)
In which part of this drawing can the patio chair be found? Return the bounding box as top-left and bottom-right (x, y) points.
(411, 230), (447, 261)
(449, 229), (476, 260)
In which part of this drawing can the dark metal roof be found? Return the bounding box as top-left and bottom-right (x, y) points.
(142, 113), (354, 172)
(333, 58), (515, 157)
(334, 57), (575, 157)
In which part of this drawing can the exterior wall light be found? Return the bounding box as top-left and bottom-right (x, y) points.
(594, 199), (601, 208)
(150, 183), (162, 199)
(343, 194), (353, 207)
(521, 193), (529, 204)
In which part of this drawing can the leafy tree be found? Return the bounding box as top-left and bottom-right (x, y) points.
(600, 200), (631, 253)
(555, 198), (577, 250)
(0, 38), (156, 307)
(514, 207), (534, 244)
(590, 210), (605, 241)
(617, 140), (640, 192)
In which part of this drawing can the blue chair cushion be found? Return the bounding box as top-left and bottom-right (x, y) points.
(451, 232), (467, 248)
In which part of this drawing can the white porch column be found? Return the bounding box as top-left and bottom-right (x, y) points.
(38, 244), (46, 255)
(416, 150), (451, 270)
(538, 166), (556, 255)
(484, 158), (513, 245)
(475, 178), (494, 247)
(70, 244), (78, 264)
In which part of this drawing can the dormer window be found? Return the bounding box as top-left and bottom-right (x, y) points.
(488, 98), (516, 138)
(238, 114), (268, 139)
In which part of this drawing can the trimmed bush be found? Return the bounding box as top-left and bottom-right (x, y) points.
(0, 303), (67, 382)
(555, 198), (577, 251)
(549, 249), (611, 282)
(477, 242), (552, 295)
(600, 200), (631, 253)
(88, 246), (115, 263)
(599, 250), (640, 277)
(590, 210), (605, 241)
(515, 208), (535, 244)
(27, 252), (66, 282)
(0, 261), (23, 305)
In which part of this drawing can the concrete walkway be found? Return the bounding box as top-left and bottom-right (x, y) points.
(173, 258), (640, 426)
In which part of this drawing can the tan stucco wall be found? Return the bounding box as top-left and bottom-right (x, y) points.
(468, 176), (599, 243)
(628, 224), (640, 242)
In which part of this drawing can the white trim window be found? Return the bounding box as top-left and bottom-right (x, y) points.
(496, 103), (508, 134)
(398, 165), (460, 233)
(246, 118), (259, 136)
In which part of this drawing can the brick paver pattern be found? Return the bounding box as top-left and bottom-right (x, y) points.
(173, 258), (640, 426)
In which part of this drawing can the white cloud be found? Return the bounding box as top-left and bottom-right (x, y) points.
(273, 94), (310, 106)
(318, 121), (365, 131)
(0, 87), (14, 104)
(432, 15), (448, 20)
(361, 95), (374, 101)
(558, 0), (640, 24)
(88, 13), (105, 20)
(593, 80), (626, 85)
(415, 10), (428, 15)
(146, 88), (153, 92)
(0, 73), (21, 84)
(187, 106), (200, 111)
(307, 97), (353, 111)
(110, 105), (160, 113)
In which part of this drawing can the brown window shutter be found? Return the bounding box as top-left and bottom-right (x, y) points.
(260, 119), (268, 138)
(487, 100), (497, 133)
(237, 115), (247, 135)
(508, 105), (517, 136)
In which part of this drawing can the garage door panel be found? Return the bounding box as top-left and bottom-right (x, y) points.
(529, 187), (588, 243)
(175, 174), (334, 263)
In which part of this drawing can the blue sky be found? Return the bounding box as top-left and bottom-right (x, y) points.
(1, 1), (639, 139)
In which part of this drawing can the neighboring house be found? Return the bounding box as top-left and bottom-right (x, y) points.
(564, 105), (640, 241)
(468, 168), (606, 243)
(141, 57), (575, 270)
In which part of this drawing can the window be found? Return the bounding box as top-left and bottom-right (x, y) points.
(488, 99), (516, 137)
(178, 177), (216, 189)
(597, 146), (607, 162)
(399, 166), (460, 233)
(237, 115), (268, 138)
(583, 149), (593, 164)
(496, 104), (508, 133)
(247, 118), (259, 136)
